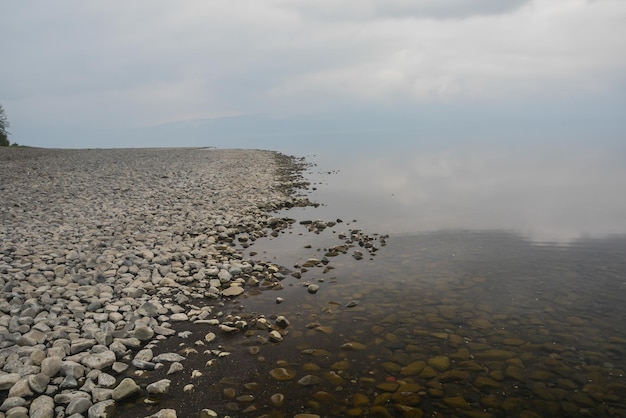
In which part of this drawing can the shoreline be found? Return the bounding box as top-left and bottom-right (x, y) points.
(0, 147), (318, 417)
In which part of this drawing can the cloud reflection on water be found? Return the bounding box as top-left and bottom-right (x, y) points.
(308, 143), (626, 243)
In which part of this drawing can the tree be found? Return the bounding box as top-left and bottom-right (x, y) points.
(0, 104), (10, 146)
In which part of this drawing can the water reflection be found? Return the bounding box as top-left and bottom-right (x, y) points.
(122, 228), (626, 417)
(302, 143), (626, 243)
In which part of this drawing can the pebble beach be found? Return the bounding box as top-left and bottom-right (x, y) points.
(0, 147), (314, 418)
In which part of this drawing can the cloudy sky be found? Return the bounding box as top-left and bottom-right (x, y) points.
(1, 0), (625, 150)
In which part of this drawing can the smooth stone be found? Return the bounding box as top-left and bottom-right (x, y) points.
(269, 368), (296, 381)
(439, 370), (471, 382)
(29, 395), (54, 418)
(222, 286), (244, 297)
(70, 338), (96, 355)
(307, 284), (319, 294)
(112, 378), (141, 401)
(375, 382), (399, 392)
(400, 361), (426, 376)
(146, 409), (177, 418)
(331, 359), (349, 370)
(468, 318), (492, 329)
(66, 397), (93, 415)
(275, 316), (290, 327)
(269, 393), (285, 407)
(474, 350), (515, 361)
(340, 342), (367, 351)
(474, 376), (501, 389)
(427, 356), (450, 371)
(313, 391), (337, 402)
(92, 388), (113, 403)
(269, 330), (283, 342)
(1, 397), (27, 412)
(154, 326), (176, 336)
(59, 375), (78, 390)
(28, 373), (50, 394)
(112, 362), (129, 374)
(60, 361), (85, 378)
(218, 269), (232, 283)
(8, 377), (34, 398)
(133, 326), (155, 341)
(98, 373), (116, 388)
(392, 405), (423, 417)
(0, 373), (21, 390)
(132, 359), (156, 370)
(40, 357), (61, 378)
(137, 303), (159, 317)
(505, 366), (526, 381)
(153, 353), (185, 362)
(5, 406), (29, 418)
(167, 362), (184, 375)
(147, 379), (171, 395)
(392, 391), (420, 406)
(324, 371), (345, 386)
(30, 349), (46, 365)
(297, 375), (322, 387)
(236, 394), (254, 402)
(443, 396), (470, 409)
(81, 350), (116, 370)
(502, 338), (526, 346)
(353, 393), (369, 407)
(219, 324), (239, 333)
(87, 399), (116, 418)
(170, 313), (189, 322)
(134, 348), (154, 362)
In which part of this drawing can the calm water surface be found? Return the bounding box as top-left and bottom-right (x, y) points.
(128, 142), (626, 417)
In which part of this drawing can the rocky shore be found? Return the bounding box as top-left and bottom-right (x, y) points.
(0, 147), (314, 418)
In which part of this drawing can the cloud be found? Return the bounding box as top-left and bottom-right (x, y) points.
(1, 0), (625, 147)
(269, 0), (626, 106)
(271, 0), (530, 21)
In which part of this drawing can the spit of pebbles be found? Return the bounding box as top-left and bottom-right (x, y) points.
(0, 147), (314, 418)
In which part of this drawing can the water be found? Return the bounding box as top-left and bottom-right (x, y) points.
(125, 141), (626, 417)
(297, 141), (626, 243)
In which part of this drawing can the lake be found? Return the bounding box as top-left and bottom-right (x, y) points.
(126, 140), (626, 417)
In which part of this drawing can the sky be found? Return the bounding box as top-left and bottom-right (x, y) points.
(1, 0), (625, 151)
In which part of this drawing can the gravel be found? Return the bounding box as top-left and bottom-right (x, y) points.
(0, 147), (310, 417)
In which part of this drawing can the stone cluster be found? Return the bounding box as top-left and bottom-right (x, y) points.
(0, 147), (311, 418)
